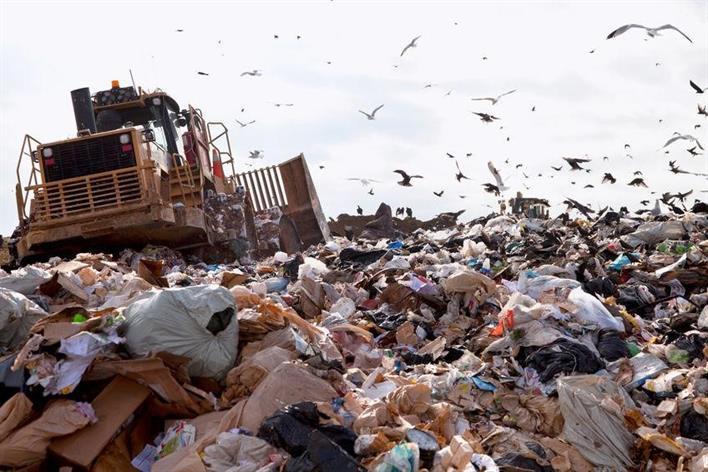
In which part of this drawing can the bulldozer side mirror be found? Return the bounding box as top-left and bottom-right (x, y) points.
(175, 117), (187, 128)
(142, 129), (156, 143)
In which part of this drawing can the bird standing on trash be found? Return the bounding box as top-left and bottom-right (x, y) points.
(405, 207), (412, 218)
(394, 170), (423, 187)
(356, 205), (363, 215)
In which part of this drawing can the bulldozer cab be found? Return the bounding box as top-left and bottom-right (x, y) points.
(11, 82), (328, 265)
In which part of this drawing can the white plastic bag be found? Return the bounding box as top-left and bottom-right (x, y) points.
(121, 285), (238, 380)
(567, 287), (623, 331)
(0, 288), (48, 353)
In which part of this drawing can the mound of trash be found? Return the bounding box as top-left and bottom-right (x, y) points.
(0, 205), (706, 471)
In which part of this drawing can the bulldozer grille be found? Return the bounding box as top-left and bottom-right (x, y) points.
(43, 133), (136, 182)
(30, 166), (145, 223)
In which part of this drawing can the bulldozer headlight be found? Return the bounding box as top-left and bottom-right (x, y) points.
(42, 147), (53, 158)
(119, 133), (131, 144)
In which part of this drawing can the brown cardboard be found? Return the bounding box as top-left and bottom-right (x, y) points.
(48, 375), (150, 469)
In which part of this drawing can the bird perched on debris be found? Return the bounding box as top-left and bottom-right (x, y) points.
(471, 112), (500, 123)
(628, 177), (648, 187)
(690, 80), (707, 93)
(470, 89), (517, 105)
(356, 205), (363, 216)
(394, 169), (423, 187)
(235, 119), (255, 128)
(455, 161), (470, 182)
(487, 161), (508, 191)
(602, 173), (617, 184)
(606, 23), (692, 42)
(433, 190), (444, 197)
(240, 70), (262, 77)
(359, 104), (384, 120)
(663, 132), (703, 150)
(482, 183), (500, 196)
(347, 177), (380, 186)
(248, 150), (264, 159)
(406, 207), (413, 218)
(400, 35), (421, 56)
(563, 157), (591, 170)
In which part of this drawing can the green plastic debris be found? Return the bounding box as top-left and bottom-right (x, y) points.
(72, 313), (87, 323)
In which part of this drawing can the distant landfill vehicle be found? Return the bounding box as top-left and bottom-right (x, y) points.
(507, 192), (550, 219)
(10, 81), (329, 265)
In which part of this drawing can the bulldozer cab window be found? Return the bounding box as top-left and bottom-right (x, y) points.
(147, 119), (170, 153)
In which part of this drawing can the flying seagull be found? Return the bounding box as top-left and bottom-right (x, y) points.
(698, 105), (707, 117)
(400, 35), (421, 56)
(482, 183), (500, 196)
(663, 132), (703, 150)
(471, 112), (499, 123)
(347, 177), (380, 186)
(394, 170), (423, 187)
(455, 161), (471, 182)
(628, 177), (648, 187)
(240, 70), (262, 77)
(602, 173), (616, 184)
(248, 150), (264, 159)
(551, 165), (563, 172)
(197, 71), (210, 76)
(359, 104), (384, 120)
(446, 152), (456, 159)
(634, 171), (643, 175)
(687, 146), (701, 156)
(368, 188), (374, 195)
(487, 161), (508, 191)
(470, 89), (517, 105)
(563, 157), (591, 170)
(689, 80), (707, 93)
(235, 119), (255, 128)
(273, 103), (294, 107)
(606, 24), (692, 43)
(584, 184), (595, 189)
(564, 198), (595, 219)
(175, 29), (184, 32)
(433, 190), (444, 197)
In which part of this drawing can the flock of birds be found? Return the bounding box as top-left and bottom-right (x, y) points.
(178, 19), (705, 217)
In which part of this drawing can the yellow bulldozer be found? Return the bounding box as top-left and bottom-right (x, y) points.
(9, 81), (329, 266)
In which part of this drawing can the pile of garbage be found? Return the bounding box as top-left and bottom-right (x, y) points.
(1, 204), (707, 471)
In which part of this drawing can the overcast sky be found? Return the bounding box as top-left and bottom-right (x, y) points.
(1, 0), (706, 236)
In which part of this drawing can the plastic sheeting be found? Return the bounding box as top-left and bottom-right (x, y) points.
(557, 375), (636, 470)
